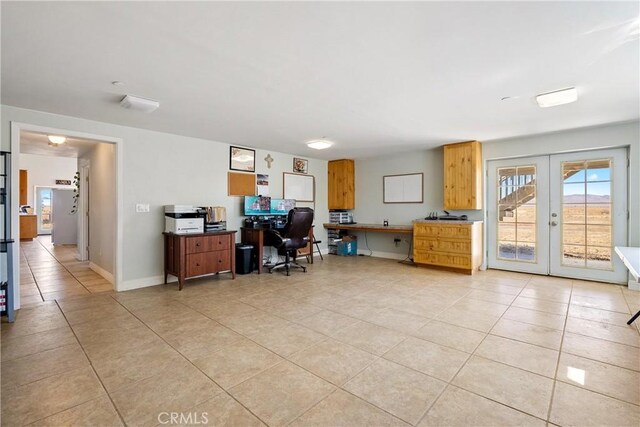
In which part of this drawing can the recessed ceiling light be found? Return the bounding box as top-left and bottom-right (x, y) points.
(47, 135), (66, 145)
(536, 87), (578, 108)
(112, 81), (125, 86)
(307, 139), (333, 150)
(120, 94), (160, 112)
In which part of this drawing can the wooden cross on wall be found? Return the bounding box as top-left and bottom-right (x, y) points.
(264, 154), (274, 169)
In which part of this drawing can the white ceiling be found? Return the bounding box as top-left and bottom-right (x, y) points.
(2, 2), (638, 159)
(20, 131), (101, 158)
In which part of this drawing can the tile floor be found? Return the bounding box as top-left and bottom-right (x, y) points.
(18, 236), (114, 306)
(2, 255), (640, 426)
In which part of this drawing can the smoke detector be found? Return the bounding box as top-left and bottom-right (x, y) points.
(120, 94), (160, 112)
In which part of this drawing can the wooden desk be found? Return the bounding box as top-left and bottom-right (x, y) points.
(323, 223), (413, 234)
(241, 227), (313, 274)
(163, 230), (236, 290)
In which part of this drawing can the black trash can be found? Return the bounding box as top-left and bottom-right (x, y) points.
(235, 244), (254, 274)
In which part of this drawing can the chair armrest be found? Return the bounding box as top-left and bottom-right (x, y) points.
(264, 229), (286, 247)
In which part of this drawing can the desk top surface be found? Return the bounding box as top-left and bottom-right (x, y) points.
(323, 223), (413, 232)
(615, 247), (640, 283)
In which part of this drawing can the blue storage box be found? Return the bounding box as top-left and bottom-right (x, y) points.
(337, 237), (357, 256)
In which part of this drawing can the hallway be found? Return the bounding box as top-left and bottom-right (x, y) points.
(19, 236), (113, 306)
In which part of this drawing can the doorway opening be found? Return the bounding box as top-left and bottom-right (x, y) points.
(12, 126), (118, 307)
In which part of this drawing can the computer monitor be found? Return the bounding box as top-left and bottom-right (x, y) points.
(244, 196), (271, 216)
(270, 198), (295, 215)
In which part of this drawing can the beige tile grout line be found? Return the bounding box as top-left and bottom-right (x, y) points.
(105, 295), (275, 427)
(545, 280), (573, 424)
(27, 268), (632, 426)
(20, 300), (130, 426)
(22, 238), (92, 297)
(412, 274), (554, 427)
(19, 245), (45, 302)
(32, 237), (100, 295)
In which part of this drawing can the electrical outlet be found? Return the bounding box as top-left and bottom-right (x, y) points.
(136, 204), (150, 213)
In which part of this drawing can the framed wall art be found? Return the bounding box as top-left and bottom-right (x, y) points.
(293, 157), (308, 174)
(230, 146), (256, 172)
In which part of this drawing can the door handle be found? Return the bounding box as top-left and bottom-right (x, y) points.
(551, 221), (558, 226)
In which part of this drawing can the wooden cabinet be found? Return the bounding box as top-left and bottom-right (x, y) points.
(328, 159), (355, 210)
(19, 214), (37, 240)
(163, 231), (236, 290)
(19, 169), (28, 206)
(413, 221), (482, 274)
(443, 141), (482, 210)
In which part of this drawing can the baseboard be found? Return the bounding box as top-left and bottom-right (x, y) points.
(89, 262), (114, 284)
(356, 249), (407, 261)
(118, 274), (178, 292)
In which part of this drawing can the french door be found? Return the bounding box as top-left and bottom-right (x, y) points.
(488, 148), (628, 283)
(35, 187), (53, 235)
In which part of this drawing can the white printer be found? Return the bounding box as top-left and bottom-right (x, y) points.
(164, 205), (205, 234)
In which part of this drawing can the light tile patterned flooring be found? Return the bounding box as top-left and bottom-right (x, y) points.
(1, 255), (639, 426)
(18, 236), (114, 306)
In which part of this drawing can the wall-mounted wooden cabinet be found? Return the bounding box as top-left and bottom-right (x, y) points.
(19, 169), (28, 206)
(328, 159), (355, 210)
(443, 141), (483, 210)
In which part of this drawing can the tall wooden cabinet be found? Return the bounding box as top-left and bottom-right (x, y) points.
(328, 159), (355, 210)
(19, 169), (27, 206)
(443, 141), (482, 210)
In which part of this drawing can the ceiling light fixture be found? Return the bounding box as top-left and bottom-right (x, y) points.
(307, 139), (334, 150)
(120, 94), (160, 112)
(536, 87), (578, 108)
(47, 135), (66, 145)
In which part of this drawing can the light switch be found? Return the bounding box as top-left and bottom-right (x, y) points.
(136, 204), (150, 213)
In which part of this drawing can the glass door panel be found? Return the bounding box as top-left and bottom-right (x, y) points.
(36, 187), (52, 235)
(550, 149), (627, 283)
(487, 156), (549, 274)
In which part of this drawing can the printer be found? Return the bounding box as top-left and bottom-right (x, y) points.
(164, 205), (206, 234)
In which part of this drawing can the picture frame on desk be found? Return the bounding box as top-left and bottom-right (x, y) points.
(230, 146), (256, 172)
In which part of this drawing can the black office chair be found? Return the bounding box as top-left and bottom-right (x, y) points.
(265, 208), (314, 275)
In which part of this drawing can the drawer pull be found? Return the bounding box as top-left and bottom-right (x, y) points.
(196, 263), (200, 267)
(196, 243), (200, 247)
(218, 259), (222, 263)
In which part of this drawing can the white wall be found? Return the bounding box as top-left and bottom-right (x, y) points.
(2, 105), (328, 300)
(352, 121), (639, 258)
(18, 153), (77, 208)
(352, 147), (481, 258)
(80, 143), (116, 276)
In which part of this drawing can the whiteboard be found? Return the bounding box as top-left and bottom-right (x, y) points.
(283, 173), (315, 202)
(383, 173), (423, 203)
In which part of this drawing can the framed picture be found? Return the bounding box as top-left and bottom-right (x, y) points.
(230, 146), (256, 172)
(293, 157), (308, 174)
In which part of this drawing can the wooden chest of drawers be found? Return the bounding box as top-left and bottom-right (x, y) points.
(413, 221), (482, 274)
(163, 231), (237, 290)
